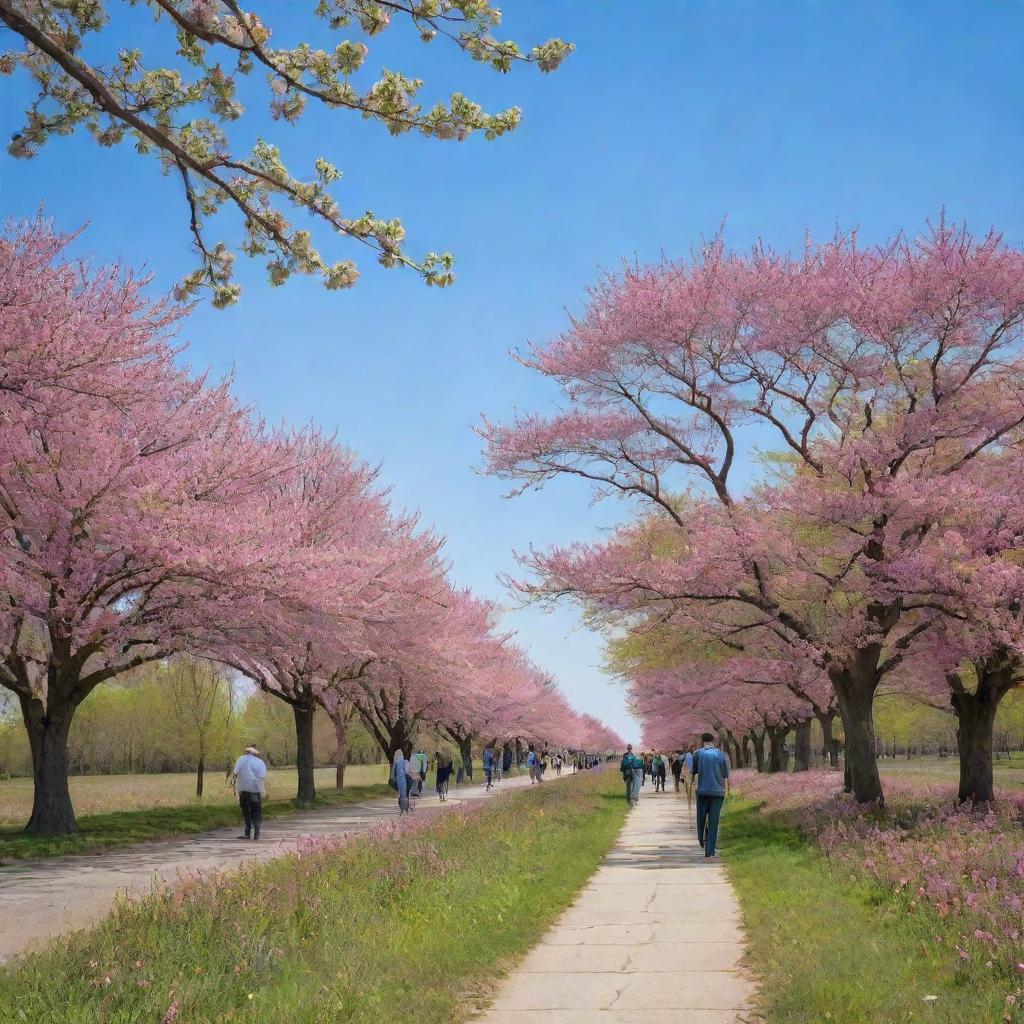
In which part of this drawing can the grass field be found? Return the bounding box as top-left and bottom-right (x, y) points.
(724, 791), (1020, 1023)
(878, 754), (1024, 790)
(0, 765), (392, 861)
(0, 763), (391, 825)
(0, 769), (627, 1024)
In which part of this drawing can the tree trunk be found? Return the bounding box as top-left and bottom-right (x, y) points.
(767, 727), (788, 773)
(833, 668), (884, 804)
(749, 729), (766, 773)
(196, 755), (205, 798)
(793, 719), (812, 772)
(950, 657), (1016, 805)
(459, 736), (474, 781)
(334, 711), (350, 790)
(816, 711), (839, 768)
(293, 702), (317, 804)
(22, 695), (79, 834)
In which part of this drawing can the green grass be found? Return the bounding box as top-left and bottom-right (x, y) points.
(0, 782), (392, 861)
(0, 763), (392, 825)
(0, 769), (626, 1024)
(724, 795), (1014, 1024)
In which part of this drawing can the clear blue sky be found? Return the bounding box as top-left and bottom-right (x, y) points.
(3, 1), (1023, 743)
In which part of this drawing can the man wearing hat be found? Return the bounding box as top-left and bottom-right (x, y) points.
(231, 744), (267, 841)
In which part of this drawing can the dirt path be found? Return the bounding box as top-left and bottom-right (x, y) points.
(0, 768), (564, 962)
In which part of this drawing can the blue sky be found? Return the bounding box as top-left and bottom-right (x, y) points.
(3, 0), (1023, 743)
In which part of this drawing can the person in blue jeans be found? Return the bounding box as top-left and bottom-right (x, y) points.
(692, 732), (730, 858)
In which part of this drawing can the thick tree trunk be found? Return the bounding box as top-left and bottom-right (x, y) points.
(334, 711), (350, 790)
(767, 727), (788, 773)
(749, 729), (766, 773)
(954, 697), (996, 805)
(293, 702), (317, 804)
(793, 720), (812, 772)
(459, 737), (474, 781)
(22, 696), (79, 834)
(834, 670), (884, 804)
(816, 711), (839, 768)
(196, 755), (205, 798)
(950, 659), (1015, 806)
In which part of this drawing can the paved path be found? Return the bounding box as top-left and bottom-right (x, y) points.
(475, 790), (756, 1024)
(0, 769), (552, 963)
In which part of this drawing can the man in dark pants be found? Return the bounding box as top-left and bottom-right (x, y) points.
(692, 732), (730, 858)
(231, 744), (267, 841)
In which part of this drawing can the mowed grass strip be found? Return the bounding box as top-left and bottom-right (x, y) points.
(0, 781), (393, 861)
(723, 795), (1012, 1024)
(0, 769), (627, 1024)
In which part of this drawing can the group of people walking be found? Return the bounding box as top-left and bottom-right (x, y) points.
(620, 732), (731, 859)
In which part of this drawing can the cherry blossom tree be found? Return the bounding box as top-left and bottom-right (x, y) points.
(0, 0), (571, 305)
(0, 219), (306, 832)
(484, 218), (1024, 803)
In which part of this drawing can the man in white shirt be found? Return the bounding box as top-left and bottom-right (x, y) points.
(231, 745), (267, 840)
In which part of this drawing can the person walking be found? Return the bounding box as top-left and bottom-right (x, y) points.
(393, 744), (411, 814)
(413, 748), (428, 796)
(692, 733), (730, 858)
(435, 749), (453, 801)
(483, 743), (495, 791)
(671, 749), (685, 793)
(231, 744), (267, 841)
(654, 751), (667, 792)
(527, 744), (537, 784)
(502, 745), (513, 779)
(620, 744), (643, 806)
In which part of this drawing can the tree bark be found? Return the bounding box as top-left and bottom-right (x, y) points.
(749, 729), (766, 773)
(22, 695), (79, 834)
(833, 666), (884, 804)
(950, 657), (1016, 805)
(816, 711), (839, 768)
(740, 734), (752, 769)
(767, 727), (789, 773)
(196, 755), (205, 798)
(793, 719), (812, 772)
(459, 736), (474, 781)
(293, 702), (317, 804)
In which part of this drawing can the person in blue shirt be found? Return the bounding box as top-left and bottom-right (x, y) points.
(691, 733), (730, 858)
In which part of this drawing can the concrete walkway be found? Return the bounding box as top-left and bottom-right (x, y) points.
(0, 768), (554, 963)
(475, 790), (756, 1024)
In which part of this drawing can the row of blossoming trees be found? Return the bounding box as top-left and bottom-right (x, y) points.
(482, 218), (1024, 807)
(0, 220), (622, 835)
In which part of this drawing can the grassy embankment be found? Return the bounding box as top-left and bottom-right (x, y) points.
(0, 769), (626, 1024)
(0, 764), (392, 861)
(724, 791), (1017, 1024)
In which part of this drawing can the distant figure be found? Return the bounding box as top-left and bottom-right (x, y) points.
(483, 743), (495, 790)
(231, 745), (266, 841)
(527, 744), (538, 784)
(692, 733), (731, 858)
(620, 744), (643, 806)
(403, 744), (418, 810)
(435, 749), (453, 801)
(671, 749), (685, 792)
(413, 748), (428, 796)
(654, 751), (667, 792)
(393, 744), (411, 813)
(555, 751), (563, 776)
(502, 746), (514, 778)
